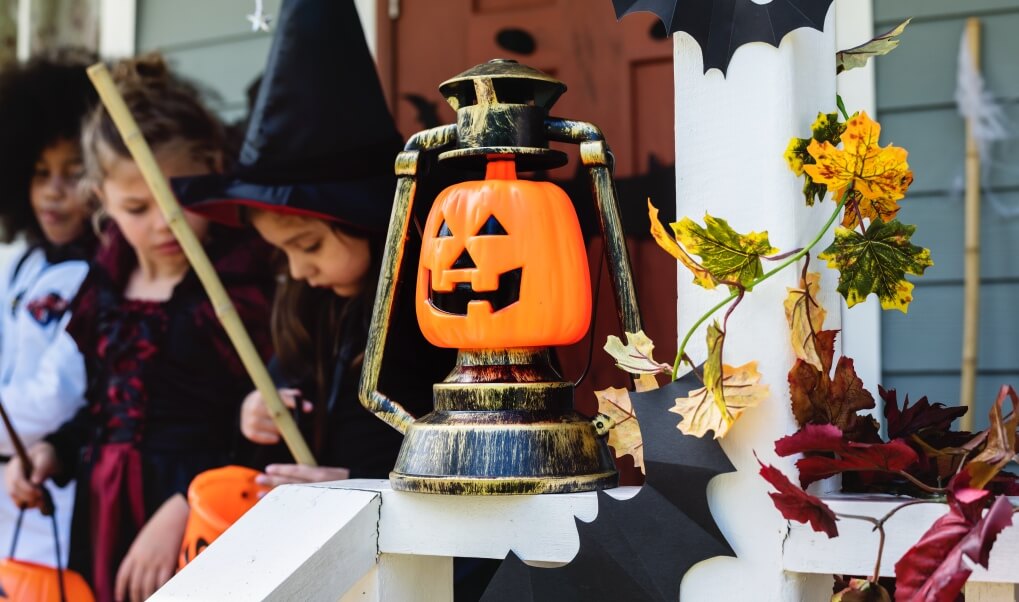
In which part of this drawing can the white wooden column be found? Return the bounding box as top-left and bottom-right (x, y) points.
(834, 0), (882, 402)
(672, 9), (840, 601)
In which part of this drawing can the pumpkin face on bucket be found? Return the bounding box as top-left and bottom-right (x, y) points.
(416, 160), (591, 349)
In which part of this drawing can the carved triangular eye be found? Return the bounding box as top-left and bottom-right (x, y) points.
(475, 215), (508, 236)
(437, 220), (453, 237)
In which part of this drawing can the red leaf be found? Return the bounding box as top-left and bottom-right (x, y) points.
(964, 385), (1019, 489)
(894, 492), (1014, 601)
(789, 351), (879, 442)
(881, 386), (967, 440)
(775, 424), (919, 488)
(757, 454), (838, 538)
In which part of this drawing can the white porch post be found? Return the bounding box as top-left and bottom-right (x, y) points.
(672, 8), (840, 601)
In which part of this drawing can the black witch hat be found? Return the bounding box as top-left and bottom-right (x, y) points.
(173, 0), (403, 230)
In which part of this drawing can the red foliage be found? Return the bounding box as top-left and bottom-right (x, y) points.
(894, 490), (1013, 601)
(774, 424), (919, 488)
(881, 387), (968, 440)
(756, 455), (838, 538)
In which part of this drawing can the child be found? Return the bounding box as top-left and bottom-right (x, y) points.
(0, 49), (98, 568)
(7, 55), (273, 602)
(175, 0), (451, 484)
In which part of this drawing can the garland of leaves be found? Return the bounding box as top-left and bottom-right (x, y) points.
(594, 19), (1018, 601)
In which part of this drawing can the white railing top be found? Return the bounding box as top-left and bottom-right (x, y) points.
(783, 494), (1019, 583)
(155, 479), (639, 601)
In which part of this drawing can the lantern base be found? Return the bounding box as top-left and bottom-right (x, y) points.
(390, 471), (618, 496)
(389, 405), (619, 495)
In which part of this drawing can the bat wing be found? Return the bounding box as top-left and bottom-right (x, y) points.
(614, 0), (835, 74)
(482, 370), (734, 601)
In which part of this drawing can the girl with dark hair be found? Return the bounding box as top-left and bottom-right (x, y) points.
(174, 0), (452, 486)
(0, 49), (98, 569)
(6, 54), (273, 602)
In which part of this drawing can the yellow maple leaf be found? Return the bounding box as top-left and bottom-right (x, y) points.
(784, 272), (827, 371)
(648, 200), (716, 290)
(803, 112), (912, 223)
(604, 330), (670, 376)
(595, 387), (644, 472)
(670, 362), (769, 439)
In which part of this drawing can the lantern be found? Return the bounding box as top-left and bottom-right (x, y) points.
(359, 60), (642, 494)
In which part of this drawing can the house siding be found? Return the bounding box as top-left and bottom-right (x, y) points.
(875, 0), (1019, 430)
(135, 0), (282, 122)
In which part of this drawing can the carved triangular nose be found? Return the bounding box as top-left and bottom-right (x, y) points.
(452, 248), (476, 269)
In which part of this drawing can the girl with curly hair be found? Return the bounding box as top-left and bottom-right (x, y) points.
(7, 54), (273, 601)
(0, 49), (98, 570)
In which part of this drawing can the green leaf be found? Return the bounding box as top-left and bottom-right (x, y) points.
(819, 219), (933, 313)
(704, 321), (725, 412)
(673, 214), (778, 291)
(836, 18), (911, 75)
(785, 112), (847, 206)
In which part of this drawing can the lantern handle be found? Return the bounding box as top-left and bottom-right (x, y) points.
(546, 118), (643, 337)
(359, 125), (458, 435)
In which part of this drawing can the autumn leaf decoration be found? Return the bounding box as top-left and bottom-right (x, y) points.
(595, 387), (645, 473)
(596, 330), (674, 469)
(785, 112), (847, 206)
(649, 201), (779, 294)
(836, 18), (911, 75)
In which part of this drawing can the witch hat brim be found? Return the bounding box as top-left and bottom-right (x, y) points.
(173, 173), (397, 230)
(173, 0), (403, 228)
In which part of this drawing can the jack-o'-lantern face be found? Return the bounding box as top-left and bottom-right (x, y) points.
(416, 160), (591, 349)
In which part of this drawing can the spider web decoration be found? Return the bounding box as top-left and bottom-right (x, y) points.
(482, 369), (735, 601)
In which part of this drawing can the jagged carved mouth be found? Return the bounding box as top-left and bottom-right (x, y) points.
(428, 268), (523, 315)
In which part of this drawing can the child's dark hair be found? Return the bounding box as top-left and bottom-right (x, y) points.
(82, 53), (227, 194)
(0, 48), (98, 242)
(271, 222), (384, 396)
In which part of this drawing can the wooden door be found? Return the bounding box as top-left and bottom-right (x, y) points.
(377, 0), (677, 484)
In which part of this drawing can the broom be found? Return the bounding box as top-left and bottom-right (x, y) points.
(87, 63), (316, 467)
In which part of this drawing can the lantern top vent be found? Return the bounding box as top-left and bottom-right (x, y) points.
(436, 59), (568, 171)
(439, 59), (566, 112)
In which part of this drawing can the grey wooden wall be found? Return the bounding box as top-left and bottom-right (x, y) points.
(136, 0), (282, 123)
(875, 0), (1019, 430)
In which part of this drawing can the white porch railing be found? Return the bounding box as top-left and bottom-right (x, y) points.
(152, 480), (638, 601)
(154, 482), (1019, 601)
(784, 495), (1019, 601)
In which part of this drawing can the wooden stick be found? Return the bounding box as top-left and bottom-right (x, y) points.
(0, 396), (52, 515)
(960, 18), (982, 431)
(87, 63), (317, 466)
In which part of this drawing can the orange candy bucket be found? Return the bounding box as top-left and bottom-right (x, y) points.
(178, 465), (266, 568)
(0, 558), (93, 601)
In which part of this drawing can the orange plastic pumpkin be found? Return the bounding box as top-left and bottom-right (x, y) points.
(416, 158), (591, 349)
(178, 466), (265, 568)
(0, 558), (93, 601)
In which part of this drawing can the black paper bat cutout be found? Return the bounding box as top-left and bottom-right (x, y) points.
(481, 369), (735, 601)
(613, 0), (835, 75)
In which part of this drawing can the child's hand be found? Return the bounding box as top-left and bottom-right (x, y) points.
(255, 464), (351, 493)
(5, 442), (59, 510)
(240, 388), (311, 445)
(115, 493), (188, 602)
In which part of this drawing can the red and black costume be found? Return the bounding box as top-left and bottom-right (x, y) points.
(45, 225), (272, 600)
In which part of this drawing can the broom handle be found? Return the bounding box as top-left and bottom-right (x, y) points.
(0, 396), (52, 515)
(87, 63), (317, 467)
(960, 18), (981, 431)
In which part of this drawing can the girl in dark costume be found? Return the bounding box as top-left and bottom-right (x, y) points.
(173, 0), (452, 487)
(175, 2), (496, 595)
(8, 55), (273, 602)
